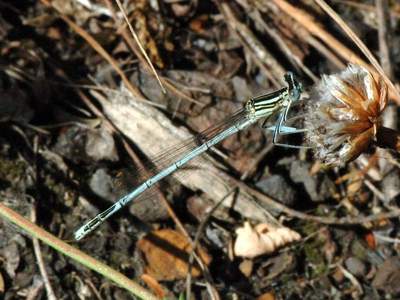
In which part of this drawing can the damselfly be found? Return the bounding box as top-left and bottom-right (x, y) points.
(74, 73), (304, 240)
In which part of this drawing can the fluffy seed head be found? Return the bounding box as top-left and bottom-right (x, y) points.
(305, 64), (388, 166)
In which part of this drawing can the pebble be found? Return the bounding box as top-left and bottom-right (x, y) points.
(85, 127), (118, 162)
(372, 256), (400, 294)
(345, 257), (367, 277)
(255, 174), (297, 207)
(89, 168), (115, 201)
(289, 161), (334, 202)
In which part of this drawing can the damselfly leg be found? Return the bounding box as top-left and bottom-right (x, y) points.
(271, 107), (308, 149)
(262, 73), (308, 148)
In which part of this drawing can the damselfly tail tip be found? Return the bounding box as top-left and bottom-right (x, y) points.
(74, 226), (88, 241)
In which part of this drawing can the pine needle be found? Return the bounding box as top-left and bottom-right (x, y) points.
(114, 0), (166, 94)
(314, 0), (400, 101)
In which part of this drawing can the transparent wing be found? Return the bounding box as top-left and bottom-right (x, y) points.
(143, 108), (248, 172)
(74, 108), (251, 239)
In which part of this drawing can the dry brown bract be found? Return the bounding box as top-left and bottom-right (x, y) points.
(234, 222), (301, 259)
(305, 64), (388, 166)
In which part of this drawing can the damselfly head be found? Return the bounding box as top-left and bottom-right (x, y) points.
(284, 72), (302, 102)
(305, 64), (388, 166)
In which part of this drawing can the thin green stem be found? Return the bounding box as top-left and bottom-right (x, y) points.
(0, 202), (159, 300)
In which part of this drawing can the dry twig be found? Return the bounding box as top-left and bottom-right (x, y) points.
(314, 0), (400, 101)
(30, 203), (57, 300)
(272, 0), (400, 103)
(219, 2), (286, 87)
(113, 0), (166, 94)
(39, 0), (145, 101)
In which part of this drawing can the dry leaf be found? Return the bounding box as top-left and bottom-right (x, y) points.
(137, 229), (211, 281)
(140, 274), (167, 298)
(364, 232), (376, 249)
(257, 292), (276, 300)
(238, 259), (253, 277)
(234, 222), (301, 258)
(0, 271), (4, 294)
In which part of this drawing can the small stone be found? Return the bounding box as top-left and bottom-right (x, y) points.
(53, 126), (86, 163)
(372, 256), (400, 294)
(381, 170), (400, 202)
(255, 174), (297, 206)
(54, 125), (118, 163)
(1, 243), (19, 278)
(85, 127), (118, 162)
(239, 259), (253, 277)
(232, 76), (252, 102)
(289, 161), (334, 202)
(345, 257), (367, 277)
(170, 2), (191, 17)
(89, 168), (115, 201)
(205, 227), (224, 248)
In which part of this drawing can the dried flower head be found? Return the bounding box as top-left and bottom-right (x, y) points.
(305, 64), (388, 166)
